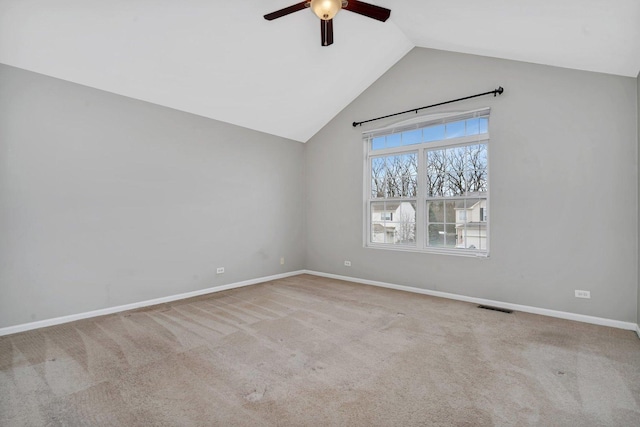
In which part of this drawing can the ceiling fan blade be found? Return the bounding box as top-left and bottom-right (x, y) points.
(264, 1), (309, 21)
(343, 0), (390, 22)
(320, 19), (334, 46)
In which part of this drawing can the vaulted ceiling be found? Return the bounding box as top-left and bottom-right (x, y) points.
(1, 0), (639, 142)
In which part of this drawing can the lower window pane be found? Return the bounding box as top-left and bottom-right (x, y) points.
(428, 197), (487, 250)
(457, 221), (487, 250)
(428, 223), (444, 246)
(371, 201), (416, 245)
(427, 200), (457, 223)
(371, 221), (386, 243)
(427, 223), (456, 247)
(389, 219), (416, 244)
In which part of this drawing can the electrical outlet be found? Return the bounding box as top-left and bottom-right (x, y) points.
(344, 260), (351, 267)
(280, 257), (285, 265)
(216, 267), (225, 274)
(575, 290), (590, 299)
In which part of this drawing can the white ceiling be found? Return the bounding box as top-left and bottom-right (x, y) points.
(1, 0), (639, 142)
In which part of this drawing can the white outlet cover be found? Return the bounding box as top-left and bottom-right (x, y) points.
(575, 290), (590, 298)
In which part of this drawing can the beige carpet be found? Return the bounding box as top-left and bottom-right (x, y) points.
(1, 274), (639, 426)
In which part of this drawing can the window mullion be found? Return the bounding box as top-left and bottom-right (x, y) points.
(416, 146), (426, 248)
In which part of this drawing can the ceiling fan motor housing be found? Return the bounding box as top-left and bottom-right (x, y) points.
(310, 0), (343, 21)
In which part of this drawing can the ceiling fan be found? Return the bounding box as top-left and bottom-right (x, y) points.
(264, 0), (391, 47)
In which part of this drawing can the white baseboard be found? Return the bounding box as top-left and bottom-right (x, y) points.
(304, 270), (639, 332)
(3, 269), (638, 337)
(0, 270), (305, 337)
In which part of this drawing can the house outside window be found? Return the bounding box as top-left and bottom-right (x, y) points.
(364, 109), (490, 256)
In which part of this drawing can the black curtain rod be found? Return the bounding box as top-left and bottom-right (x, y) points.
(352, 86), (504, 127)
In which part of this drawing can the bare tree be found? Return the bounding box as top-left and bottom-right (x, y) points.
(446, 147), (467, 196)
(427, 150), (447, 197)
(394, 208), (416, 244)
(371, 158), (386, 197)
(373, 144), (486, 200)
(372, 154), (417, 198)
(427, 145), (487, 196)
(466, 144), (487, 192)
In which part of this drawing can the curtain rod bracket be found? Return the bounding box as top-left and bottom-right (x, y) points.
(352, 86), (505, 127)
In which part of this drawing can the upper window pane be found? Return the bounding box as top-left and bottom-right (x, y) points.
(372, 137), (385, 150)
(370, 114), (488, 151)
(371, 153), (417, 198)
(426, 143), (487, 196)
(445, 120), (466, 139)
(371, 157), (387, 198)
(386, 133), (402, 148)
(401, 129), (422, 146)
(479, 118), (488, 134)
(424, 124), (445, 142)
(465, 118), (479, 135)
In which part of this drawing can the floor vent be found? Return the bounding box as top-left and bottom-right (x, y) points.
(478, 305), (513, 314)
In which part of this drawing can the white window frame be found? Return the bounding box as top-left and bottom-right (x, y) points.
(363, 108), (490, 257)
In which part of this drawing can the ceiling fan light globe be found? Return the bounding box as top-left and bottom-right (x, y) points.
(310, 0), (341, 20)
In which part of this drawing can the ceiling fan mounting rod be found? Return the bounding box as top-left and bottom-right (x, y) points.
(352, 86), (505, 127)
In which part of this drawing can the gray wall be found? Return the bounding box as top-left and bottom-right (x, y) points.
(0, 64), (305, 328)
(2, 50), (639, 329)
(305, 48), (638, 322)
(638, 70), (640, 327)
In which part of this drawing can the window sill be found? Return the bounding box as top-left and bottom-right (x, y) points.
(365, 243), (490, 258)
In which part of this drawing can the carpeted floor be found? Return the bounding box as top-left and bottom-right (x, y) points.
(1, 274), (640, 426)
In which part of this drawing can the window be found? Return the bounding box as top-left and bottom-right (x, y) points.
(364, 109), (489, 256)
